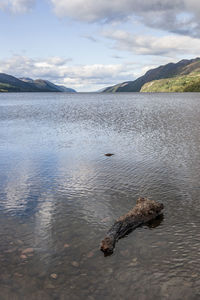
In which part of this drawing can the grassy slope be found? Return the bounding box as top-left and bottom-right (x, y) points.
(0, 83), (20, 92)
(141, 72), (200, 92)
(103, 58), (200, 93)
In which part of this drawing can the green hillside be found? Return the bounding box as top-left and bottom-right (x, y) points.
(103, 57), (200, 93)
(141, 72), (200, 92)
(0, 82), (21, 92)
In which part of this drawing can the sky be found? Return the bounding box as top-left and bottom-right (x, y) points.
(0, 0), (200, 91)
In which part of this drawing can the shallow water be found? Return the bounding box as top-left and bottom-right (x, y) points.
(0, 92), (200, 299)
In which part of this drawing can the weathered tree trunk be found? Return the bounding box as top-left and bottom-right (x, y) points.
(100, 197), (164, 254)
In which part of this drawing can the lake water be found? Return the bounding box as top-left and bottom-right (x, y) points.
(0, 92), (200, 299)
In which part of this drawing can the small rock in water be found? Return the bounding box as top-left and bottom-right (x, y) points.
(71, 261), (79, 268)
(132, 258), (137, 263)
(20, 254), (27, 260)
(104, 153), (114, 157)
(101, 217), (110, 223)
(22, 248), (34, 254)
(107, 268), (113, 274)
(120, 249), (130, 256)
(129, 258), (138, 267)
(27, 253), (34, 257)
(87, 251), (94, 258)
(17, 240), (24, 245)
(64, 244), (70, 248)
(50, 273), (58, 279)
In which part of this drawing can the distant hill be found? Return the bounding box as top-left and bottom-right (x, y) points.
(103, 57), (200, 93)
(0, 73), (76, 93)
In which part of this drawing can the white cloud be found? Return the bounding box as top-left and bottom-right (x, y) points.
(0, 0), (35, 13)
(50, 0), (200, 37)
(1, 0), (200, 37)
(103, 30), (200, 57)
(0, 55), (136, 91)
(50, 0), (181, 22)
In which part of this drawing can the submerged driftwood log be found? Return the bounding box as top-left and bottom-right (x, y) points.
(100, 197), (164, 254)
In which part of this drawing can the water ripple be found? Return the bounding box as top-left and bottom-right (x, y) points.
(0, 92), (200, 299)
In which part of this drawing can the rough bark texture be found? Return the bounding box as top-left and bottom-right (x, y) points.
(100, 197), (164, 254)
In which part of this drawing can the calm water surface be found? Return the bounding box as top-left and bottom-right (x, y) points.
(0, 92), (200, 299)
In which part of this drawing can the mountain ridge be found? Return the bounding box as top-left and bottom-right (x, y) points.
(102, 57), (200, 93)
(0, 73), (76, 93)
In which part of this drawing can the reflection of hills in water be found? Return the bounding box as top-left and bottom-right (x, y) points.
(0, 146), (197, 221)
(0, 92), (199, 223)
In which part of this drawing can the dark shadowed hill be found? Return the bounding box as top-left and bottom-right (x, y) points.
(103, 57), (200, 92)
(0, 73), (76, 93)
